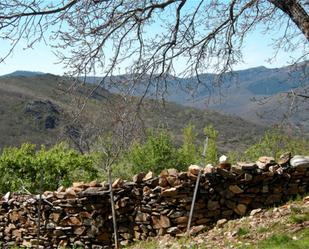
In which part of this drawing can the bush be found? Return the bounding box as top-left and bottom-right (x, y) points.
(0, 143), (98, 194)
(126, 129), (179, 175)
(243, 128), (309, 161)
(125, 125), (217, 175)
(177, 124), (200, 170)
(204, 124), (219, 165)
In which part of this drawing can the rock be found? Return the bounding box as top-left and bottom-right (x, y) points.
(230, 165), (244, 175)
(237, 162), (257, 170)
(143, 171), (155, 181)
(278, 152), (291, 165)
(166, 176), (181, 187)
(112, 178), (124, 188)
(167, 227), (182, 235)
(204, 164), (215, 174)
(250, 208), (262, 216)
(135, 212), (150, 222)
(234, 204), (247, 216)
(207, 200), (220, 210)
(244, 173), (253, 181)
(217, 218), (227, 228)
(189, 225), (205, 235)
(174, 216), (188, 224)
(132, 172), (146, 183)
(217, 168), (235, 179)
(65, 188), (77, 198)
(290, 155), (309, 168)
(219, 155), (228, 164)
(188, 165), (202, 175)
(152, 215), (171, 229)
(159, 177), (169, 187)
(1, 192), (10, 202)
(229, 185), (244, 194)
(161, 187), (178, 197)
(256, 156), (275, 170)
(269, 165), (280, 173)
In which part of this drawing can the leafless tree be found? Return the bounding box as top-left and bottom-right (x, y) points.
(0, 1), (308, 93)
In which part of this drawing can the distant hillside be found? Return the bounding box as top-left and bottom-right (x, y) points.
(0, 74), (266, 153)
(0, 70), (45, 78)
(84, 61), (309, 136)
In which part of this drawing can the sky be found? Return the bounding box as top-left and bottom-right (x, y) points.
(0, 1), (307, 76)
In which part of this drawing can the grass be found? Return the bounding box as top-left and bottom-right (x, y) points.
(237, 227), (250, 237)
(252, 228), (309, 249)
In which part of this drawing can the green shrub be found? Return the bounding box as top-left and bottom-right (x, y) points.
(204, 124), (218, 165)
(0, 143), (98, 194)
(126, 129), (179, 175)
(177, 124), (200, 170)
(243, 128), (309, 161)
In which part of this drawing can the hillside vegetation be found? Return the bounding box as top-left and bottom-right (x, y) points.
(0, 74), (266, 153)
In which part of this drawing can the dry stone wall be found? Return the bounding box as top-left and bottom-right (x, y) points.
(1, 154), (309, 248)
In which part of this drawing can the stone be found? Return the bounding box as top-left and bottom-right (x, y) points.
(237, 162), (257, 170)
(218, 163), (231, 171)
(278, 152), (291, 165)
(166, 176), (180, 187)
(143, 171), (155, 181)
(65, 188), (77, 198)
(229, 185), (244, 194)
(217, 168), (235, 179)
(161, 187), (178, 197)
(219, 155), (228, 163)
(175, 216), (188, 224)
(230, 165), (244, 175)
(152, 215), (171, 229)
(74, 226), (86, 235)
(217, 218), (227, 227)
(250, 208), (262, 216)
(256, 156), (275, 170)
(112, 178), (124, 188)
(290, 155), (309, 168)
(204, 164), (215, 174)
(269, 165), (280, 173)
(132, 172), (146, 183)
(244, 173), (253, 181)
(167, 227), (182, 235)
(189, 225), (205, 235)
(135, 212), (150, 222)
(188, 165), (202, 175)
(234, 204), (247, 216)
(159, 177), (169, 187)
(207, 200), (220, 210)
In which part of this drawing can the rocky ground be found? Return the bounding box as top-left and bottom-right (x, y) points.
(126, 195), (309, 249)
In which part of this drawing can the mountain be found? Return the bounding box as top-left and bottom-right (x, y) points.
(0, 74), (266, 153)
(83, 61), (309, 136)
(0, 70), (45, 78)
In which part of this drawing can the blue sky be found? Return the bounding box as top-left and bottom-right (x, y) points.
(0, 1), (306, 76)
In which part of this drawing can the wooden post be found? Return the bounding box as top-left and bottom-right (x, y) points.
(108, 168), (120, 249)
(36, 166), (43, 249)
(186, 136), (208, 236)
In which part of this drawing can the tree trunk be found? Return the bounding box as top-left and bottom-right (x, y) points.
(269, 0), (309, 41)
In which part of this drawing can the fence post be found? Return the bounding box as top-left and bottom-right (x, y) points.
(108, 167), (120, 249)
(186, 136), (208, 235)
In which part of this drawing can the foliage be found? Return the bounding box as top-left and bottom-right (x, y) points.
(243, 128), (309, 161)
(177, 124), (200, 170)
(124, 124), (218, 176)
(227, 128), (309, 163)
(0, 143), (97, 194)
(204, 124), (219, 165)
(126, 129), (179, 175)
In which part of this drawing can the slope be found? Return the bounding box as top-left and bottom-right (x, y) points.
(0, 74), (266, 153)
